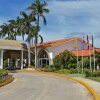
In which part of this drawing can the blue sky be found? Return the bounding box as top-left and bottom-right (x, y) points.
(0, 0), (100, 47)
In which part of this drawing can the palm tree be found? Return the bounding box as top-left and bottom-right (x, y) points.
(8, 17), (22, 40)
(0, 18), (20, 40)
(0, 23), (8, 38)
(17, 17), (26, 41)
(0, 24), (7, 38)
(27, 0), (49, 68)
(20, 11), (36, 67)
(0, 23), (13, 39)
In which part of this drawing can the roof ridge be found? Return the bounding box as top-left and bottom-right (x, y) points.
(32, 37), (80, 47)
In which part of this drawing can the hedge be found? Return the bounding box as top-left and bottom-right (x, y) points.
(0, 69), (8, 77)
(85, 70), (100, 77)
(54, 69), (71, 74)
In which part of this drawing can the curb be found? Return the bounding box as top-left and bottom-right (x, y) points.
(17, 70), (100, 100)
(0, 75), (14, 87)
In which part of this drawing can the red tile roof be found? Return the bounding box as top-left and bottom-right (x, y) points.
(95, 48), (100, 52)
(72, 48), (100, 57)
(31, 37), (81, 48)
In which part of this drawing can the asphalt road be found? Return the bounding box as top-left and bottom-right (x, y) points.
(0, 72), (93, 100)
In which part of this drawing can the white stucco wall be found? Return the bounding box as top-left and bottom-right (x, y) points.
(46, 39), (87, 58)
(32, 39), (88, 65)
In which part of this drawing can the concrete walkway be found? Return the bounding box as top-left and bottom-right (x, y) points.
(75, 77), (100, 96)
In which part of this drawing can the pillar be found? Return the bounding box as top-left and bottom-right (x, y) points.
(21, 50), (23, 69)
(0, 50), (3, 69)
(49, 52), (53, 65)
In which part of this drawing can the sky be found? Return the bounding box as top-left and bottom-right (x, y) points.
(0, 0), (100, 47)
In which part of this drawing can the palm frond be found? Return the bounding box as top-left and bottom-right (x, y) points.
(41, 15), (47, 25)
(43, 8), (49, 13)
(38, 34), (43, 43)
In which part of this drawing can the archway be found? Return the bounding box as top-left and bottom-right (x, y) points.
(38, 49), (50, 67)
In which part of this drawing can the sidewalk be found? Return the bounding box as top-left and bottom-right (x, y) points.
(75, 77), (100, 96)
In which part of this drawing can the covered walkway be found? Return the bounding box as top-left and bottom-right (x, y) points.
(0, 40), (27, 69)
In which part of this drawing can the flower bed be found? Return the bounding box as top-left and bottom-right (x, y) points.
(0, 69), (8, 82)
(0, 74), (14, 87)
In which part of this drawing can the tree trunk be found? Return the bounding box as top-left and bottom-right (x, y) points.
(34, 15), (39, 69)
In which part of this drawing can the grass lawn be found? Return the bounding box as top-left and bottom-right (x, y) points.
(87, 77), (100, 82)
(67, 74), (85, 77)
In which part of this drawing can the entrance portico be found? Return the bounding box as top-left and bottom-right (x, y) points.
(0, 40), (27, 69)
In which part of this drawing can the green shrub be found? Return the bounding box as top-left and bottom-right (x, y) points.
(85, 70), (100, 77)
(54, 68), (71, 74)
(0, 69), (8, 77)
(85, 70), (92, 77)
(3, 59), (8, 68)
(53, 50), (77, 69)
(41, 65), (55, 72)
(95, 70), (100, 77)
(70, 68), (78, 74)
(70, 68), (92, 74)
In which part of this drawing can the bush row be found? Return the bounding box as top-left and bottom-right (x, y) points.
(54, 69), (71, 74)
(85, 70), (100, 77)
(41, 65), (77, 74)
(0, 69), (8, 77)
(41, 65), (100, 77)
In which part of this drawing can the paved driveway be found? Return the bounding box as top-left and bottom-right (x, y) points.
(0, 72), (93, 100)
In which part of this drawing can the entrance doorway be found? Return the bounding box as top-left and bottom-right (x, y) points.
(38, 49), (50, 67)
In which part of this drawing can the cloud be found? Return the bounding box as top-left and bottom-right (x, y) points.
(0, 0), (100, 47)
(39, 0), (100, 47)
(44, 0), (100, 34)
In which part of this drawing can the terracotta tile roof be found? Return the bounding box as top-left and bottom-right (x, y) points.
(31, 37), (81, 48)
(95, 48), (100, 52)
(72, 48), (100, 57)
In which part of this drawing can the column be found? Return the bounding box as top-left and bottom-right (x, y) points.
(49, 52), (53, 65)
(0, 50), (4, 69)
(21, 50), (23, 70)
(28, 48), (31, 67)
(8, 59), (9, 67)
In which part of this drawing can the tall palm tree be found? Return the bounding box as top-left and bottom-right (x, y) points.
(0, 24), (7, 38)
(20, 11), (36, 67)
(8, 20), (18, 40)
(1, 18), (20, 40)
(0, 23), (13, 39)
(27, 0), (49, 68)
(17, 17), (26, 41)
(8, 17), (22, 39)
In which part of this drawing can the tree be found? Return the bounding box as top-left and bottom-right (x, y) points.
(8, 17), (21, 40)
(0, 17), (21, 40)
(0, 23), (11, 39)
(20, 11), (36, 67)
(53, 50), (77, 69)
(95, 52), (100, 67)
(27, 0), (49, 68)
